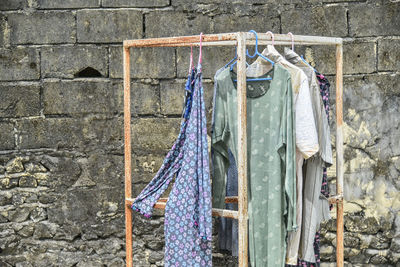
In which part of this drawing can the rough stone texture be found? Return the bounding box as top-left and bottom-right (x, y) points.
(37, 0), (100, 9)
(8, 11), (76, 44)
(77, 10), (142, 43)
(102, 0), (169, 7)
(349, 2), (400, 37)
(43, 80), (121, 115)
(1, 1), (400, 266)
(281, 5), (348, 37)
(109, 46), (176, 78)
(0, 122), (15, 150)
(0, 48), (40, 81)
(304, 41), (377, 75)
(378, 38), (400, 72)
(41, 45), (108, 78)
(0, 0), (26, 11)
(0, 82), (40, 117)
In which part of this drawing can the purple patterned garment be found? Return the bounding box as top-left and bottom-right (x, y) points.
(287, 73), (331, 267)
(132, 63), (212, 267)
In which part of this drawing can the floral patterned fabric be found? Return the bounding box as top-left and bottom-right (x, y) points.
(132, 63), (212, 267)
(286, 73), (331, 267)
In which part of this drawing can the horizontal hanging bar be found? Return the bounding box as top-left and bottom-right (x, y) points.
(126, 197), (238, 219)
(123, 32), (342, 48)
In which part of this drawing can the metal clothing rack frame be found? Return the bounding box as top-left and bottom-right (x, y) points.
(122, 32), (344, 267)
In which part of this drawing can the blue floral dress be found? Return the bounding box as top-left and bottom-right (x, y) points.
(132, 63), (212, 267)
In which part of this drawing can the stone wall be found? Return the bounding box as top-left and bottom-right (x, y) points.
(0, 0), (399, 266)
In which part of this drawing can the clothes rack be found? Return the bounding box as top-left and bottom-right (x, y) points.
(122, 32), (344, 267)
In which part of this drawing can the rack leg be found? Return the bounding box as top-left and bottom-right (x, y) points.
(236, 32), (249, 267)
(335, 43), (344, 267)
(123, 46), (133, 267)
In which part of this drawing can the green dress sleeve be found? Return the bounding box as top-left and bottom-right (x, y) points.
(277, 76), (297, 232)
(211, 79), (230, 209)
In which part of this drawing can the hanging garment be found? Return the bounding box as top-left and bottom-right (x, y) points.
(283, 48), (333, 263)
(132, 57), (212, 266)
(212, 67), (239, 257)
(287, 73), (332, 267)
(212, 64), (296, 267)
(245, 45), (319, 265)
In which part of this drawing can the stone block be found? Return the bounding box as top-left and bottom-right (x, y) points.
(0, 122), (15, 150)
(132, 82), (160, 115)
(160, 80), (213, 115)
(19, 176), (37, 188)
(5, 157), (24, 173)
(132, 118), (181, 151)
(43, 80), (120, 115)
(102, 0), (169, 7)
(17, 117), (123, 151)
(349, 2), (400, 37)
(41, 45), (108, 78)
(176, 47), (233, 79)
(38, 0), (99, 9)
(212, 13), (280, 34)
(109, 46), (175, 78)
(77, 10), (142, 43)
(146, 11), (212, 38)
(0, 0), (26, 10)
(0, 82), (40, 117)
(378, 38), (400, 71)
(345, 216), (380, 234)
(132, 153), (165, 183)
(281, 5), (347, 37)
(0, 48), (40, 81)
(307, 41), (376, 75)
(8, 207), (32, 222)
(8, 11), (75, 44)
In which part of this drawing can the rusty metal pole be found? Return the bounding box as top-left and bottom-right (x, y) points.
(123, 45), (133, 267)
(335, 43), (344, 267)
(236, 32), (249, 267)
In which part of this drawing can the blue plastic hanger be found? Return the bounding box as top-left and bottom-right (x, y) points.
(300, 55), (317, 73)
(233, 30), (275, 82)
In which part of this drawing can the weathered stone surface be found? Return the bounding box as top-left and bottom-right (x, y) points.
(378, 38), (400, 71)
(349, 2), (400, 37)
(0, 122), (15, 150)
(41, 45), (108, 78)
(132, 118), (181, 151)
(0, 0), (26, 10)
(8, 11), (76, 44)
(38, 0), (99, 9)
(110, 46), (175, 78)
(17, 117), (123, 151)
(0, 15), (6, 47)
(132, 153), (164, 183)
(77, 10), (142, 43)
(0, 82), (40, 117)
(176, 47), (232, 79)
(19, 176), (37, 188)
(8, 207), (33, 223)
(146, 11), (213, 38)
(212, 13), (280, 34)
(129, 82), (160, 115)
(308, 41), (376, 75)
(0, 48), (40, 81)
(102, 0), (169, 7)
(281, 5), (347, 37)
(5, 157), (24, 173)
(345, 216), (380, 234)
(43, 80), (120, 115)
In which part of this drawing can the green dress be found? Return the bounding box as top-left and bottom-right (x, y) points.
(212, 64), (296, 267)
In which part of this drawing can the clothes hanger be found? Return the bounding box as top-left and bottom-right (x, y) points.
(287, 32), (294, 52)
(233, 30), (275, 82)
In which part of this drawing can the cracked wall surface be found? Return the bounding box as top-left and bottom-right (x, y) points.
(0, 0), (399, 266)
